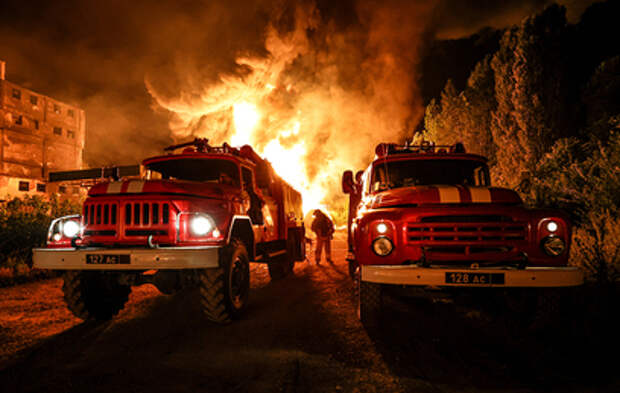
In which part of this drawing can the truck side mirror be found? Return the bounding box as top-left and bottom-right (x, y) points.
(342, 170), (354, 194)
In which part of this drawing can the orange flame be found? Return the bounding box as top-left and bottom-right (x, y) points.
(146, 3), (423, 217)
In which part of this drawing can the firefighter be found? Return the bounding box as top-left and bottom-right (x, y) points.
(311, 209), (334, 265)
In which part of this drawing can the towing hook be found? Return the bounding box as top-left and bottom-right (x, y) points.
(147, 235), (159, 249)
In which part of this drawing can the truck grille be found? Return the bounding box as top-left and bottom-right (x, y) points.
(83, 201), (172, 240)
(123, 202), (170, 226)
(406, 216), (527, 244)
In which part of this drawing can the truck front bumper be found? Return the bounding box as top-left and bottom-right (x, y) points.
(33, 246), (222, 270)
(361, 265), (583, 288)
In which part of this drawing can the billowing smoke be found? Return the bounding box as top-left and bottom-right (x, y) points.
(0, 0), (597, 211)
(147, 1), (432, 212)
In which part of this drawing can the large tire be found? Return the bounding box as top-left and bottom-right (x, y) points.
(62, 271), (131, 321)
(358, 279), (382, 330)
(199, 239), (250, 324)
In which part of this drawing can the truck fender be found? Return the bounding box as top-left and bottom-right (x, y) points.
(228, 216), (255, 259)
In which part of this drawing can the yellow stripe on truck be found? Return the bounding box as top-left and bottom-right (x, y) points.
(437, 186), (460, 203)
(107, 182), (123, 194)
(469, 187), (491, 203)
(126, 180), (145, 193)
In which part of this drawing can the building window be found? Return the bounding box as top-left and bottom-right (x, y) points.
(15, 115), (23, 125)
(72, 187), (80, 195)
(67, 130), (75, 139)
(34, 120), (39, 130)
(67, 109), (74, 118)
(18, 181), (30, 191)
(36, 183), (46, 192)
(59, 185), (67, 194)
(53, 127), (62, 135)
(53, 104), (61, 114)
(12, 88), (21, 100)
(30, 95), (38, 105)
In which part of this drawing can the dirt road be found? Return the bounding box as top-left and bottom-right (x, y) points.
(0, 233), (618, 393)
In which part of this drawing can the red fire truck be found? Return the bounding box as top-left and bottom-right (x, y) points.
(34, 138), (305, 323)
(342, 141), (583, 327)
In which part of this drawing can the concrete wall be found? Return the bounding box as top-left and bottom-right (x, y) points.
(0, 76), (85, 200)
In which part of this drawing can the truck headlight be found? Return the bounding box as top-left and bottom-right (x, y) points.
(48, 214), (81, 244)
(62, 220), (81, 238)
(372, 237), (393, 256)
(542, 236), (565, 256)
(190, 214), (215, 236)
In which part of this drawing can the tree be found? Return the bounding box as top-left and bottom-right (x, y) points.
(490, 5), (572, 189)
(424, 57), (496, 162)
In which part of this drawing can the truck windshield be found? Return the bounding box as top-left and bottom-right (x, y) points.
(146, 159), (240, 187)
(371, 159), (489, 192)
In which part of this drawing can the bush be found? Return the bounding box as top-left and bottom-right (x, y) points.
(571, 211), (620, 285)
(0, 195), (81, 270)
(532, 130), (620, 283)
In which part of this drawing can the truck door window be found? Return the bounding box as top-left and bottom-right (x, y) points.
(242, 167), (264, 225)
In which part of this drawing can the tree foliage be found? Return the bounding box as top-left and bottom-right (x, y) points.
(425, 56), (496, 163)
(0, 195), (80, 269)
(423, 2), (620, 282)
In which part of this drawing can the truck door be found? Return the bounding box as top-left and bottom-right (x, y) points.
(241, 167), (264, 225)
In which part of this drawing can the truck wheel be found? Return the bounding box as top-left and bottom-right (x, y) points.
(199, 239), (250, 324)
(62, 271), (131, 321)
(358, 279), (382, 330)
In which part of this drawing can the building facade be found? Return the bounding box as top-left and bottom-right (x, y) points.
(0, 60), (85, 200)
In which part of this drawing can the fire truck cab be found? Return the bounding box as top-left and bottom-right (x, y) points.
(33, 138), (305, 323)
(343, 142), (583, 327)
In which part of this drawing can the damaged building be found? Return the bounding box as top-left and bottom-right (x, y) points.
(0, 60), (84, 200)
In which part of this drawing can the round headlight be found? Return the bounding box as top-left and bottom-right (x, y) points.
(376, 223), (388, 234)
(542, 236), (565, 256)
(372, 237), (394, 256)
(190, 215), (214, 236)
(546, 221), (558, 232)
(62, 220), (80, 238)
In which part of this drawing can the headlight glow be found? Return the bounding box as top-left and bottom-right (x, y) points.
(542, 236), (565, 256)
(546, 221), (558, 232)
(62, 220), (80, 238)
(372, 237), (394, 256)
(190, 214), (214, 236)
(376, 223), (388, 234)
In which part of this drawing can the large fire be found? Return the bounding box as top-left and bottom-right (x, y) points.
(146, 4), (422, 217)
(230, 100), (323, 212)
